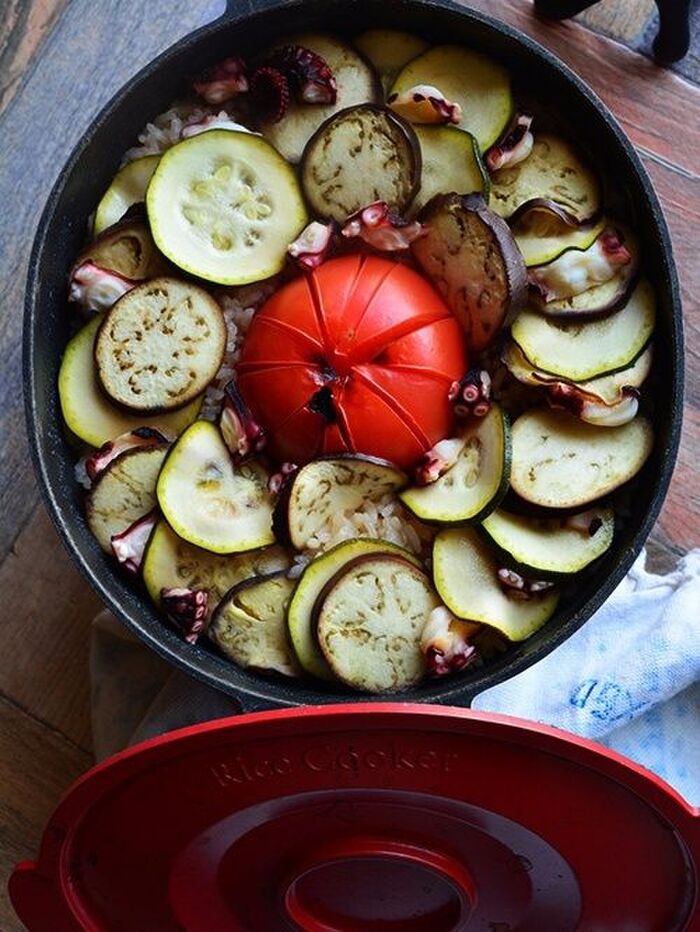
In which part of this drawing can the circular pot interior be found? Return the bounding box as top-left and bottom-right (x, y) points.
(25, 0), (683, 711)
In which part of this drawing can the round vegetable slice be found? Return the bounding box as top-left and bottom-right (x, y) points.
(94, 155), (160, 235)
(353, 29), (429, 94)
(390, 45), (513, 150)
(433, 527), (559, 641)
(412, 193), (527, 351)
(301, 104), (420, 222)
(58, 316), (201, 447)
(95, 277), (226, 414)
(510, 409), (654, 509)
(86, 444), (168, 552)
(156, 421), (275, 554)
(288, 537), (422, 681)
(142, 520), (290, 615)
(400, 404), (511, 524)
(76, 219), (168, 281)
(490, 134), (601, 224)
(480, 507), (615, 579)
(411, 125), (489, 215)
(260, 33), (382, 164)
(146, 130), (308, 285)
(511, 279), (656, 381)
(282, 455), (408, 551)
(316, 554), (439, 692)
(512, 209), (605, 267)
(209, 572), (301, 677)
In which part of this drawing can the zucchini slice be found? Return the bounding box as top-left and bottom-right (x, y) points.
(209, 572), (301, 677)
(260, 33), (382, 164)
(490, 134), (601, 224)
(301, 104), (421, 222)
(95, 278), (226, 413)
(511, 279), (656, 381)
(86, 444), (168, 552)
(156, 421), (275, 554)
(502, 339), (653, 406)
(510, 409), (654, 508)
(481, 507), (614, 578)
(76, 218), (168, 281)
(412, 192), (527, 351)
(94, 155), (160, 235)
(146, 130), (308, 285)
(142, 519), (290, 615)
(58, 316), (201, 448)
(353, 30), (430, 95)
(390, 45), (513, 150)
(284, 456), (408, 551)
(316, 554), (439, 692)
(433, 528), (559, 640)
(288, 537), (422, 681)
(411, 125), (489, 215)
(400, 404), (510, 524)
(513, 210), (605, 267)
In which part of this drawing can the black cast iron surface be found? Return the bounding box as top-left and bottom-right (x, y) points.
(24, 0), (683, 712)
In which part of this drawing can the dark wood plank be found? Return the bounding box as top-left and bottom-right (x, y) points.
(0, 0), (225, 563)
(0, 696), (91, 932)
(0, 505), (101, 751)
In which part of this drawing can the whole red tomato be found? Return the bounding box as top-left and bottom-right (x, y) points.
(237, 254), (468, 468)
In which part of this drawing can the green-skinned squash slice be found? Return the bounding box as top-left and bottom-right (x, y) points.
(490, 134), (601, 224)
(411, 125), (489, 215)
(480, 507), (615, 579)
(513, 209), (605, 267)
(209, 572), (301, 677)
(58, 316), (201, 448)
(146, 130), (308, 285)
(353, 30), (429, 94)
(156, 421), (275, 554)
(433, 527), (559, 641)
(94, 155), (160, 235)
(389, 45), (513, 150)
(511, 279), (656, 381)
(142, 519), (290, 616)
(288, 537), (422, 681)
(400, 404), (510, 524)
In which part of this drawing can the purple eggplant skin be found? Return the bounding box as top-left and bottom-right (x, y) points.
(507, 196), (603, 229)
(73, 216), (170, 281)
(414, 192), (528, 350)
(529, 261), (640, 323)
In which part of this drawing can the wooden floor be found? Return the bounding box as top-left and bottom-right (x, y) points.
(0, 1), (698, 928)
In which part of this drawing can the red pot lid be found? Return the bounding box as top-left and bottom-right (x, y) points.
(10, 704), (700, 931)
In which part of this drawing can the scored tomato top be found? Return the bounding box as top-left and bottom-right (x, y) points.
(237, 255), (468, 467)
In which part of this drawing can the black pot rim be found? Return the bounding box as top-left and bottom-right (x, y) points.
(24, 0), (684, 712)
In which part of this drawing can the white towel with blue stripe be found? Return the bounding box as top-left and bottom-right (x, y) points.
(90, 548), (700, 804)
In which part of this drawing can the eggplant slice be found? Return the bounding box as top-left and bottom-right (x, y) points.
(287, 537), (422, 681)
(284, 456), (408, 551)
(412, 192), (527, 351)
(389, 45), (513, 150)
(142, 520), (290, 616)
(301, 104), (421, 222)
(480, 507), (615, 578)
(156, 421), (275, 554)
(433, 527), (559, 641)
(316, 554), (440, 692)
(511, 278), (656, 382)
(75, 217), (169, 281)
(58, 316), (201, 448)
(490, 134), (601, 225)
(209, 572), (301, 677)
(410, 125), (489, 215)
(400, 404), (511, 524)
(86, 444), (168, 552)
(259, 33), (382, 164)
(95, 277), (226, 414)
(510, 409), (654, 509)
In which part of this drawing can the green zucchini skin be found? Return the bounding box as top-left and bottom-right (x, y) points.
(399, 405), (512, 526)
(478, 507), (615, 580)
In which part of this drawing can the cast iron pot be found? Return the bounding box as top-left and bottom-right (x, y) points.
(25, 0), (683, 712)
